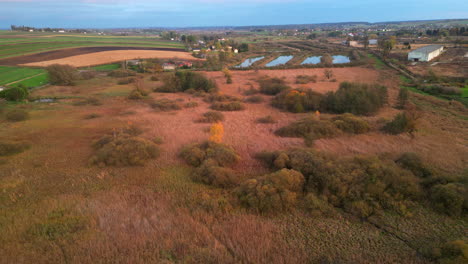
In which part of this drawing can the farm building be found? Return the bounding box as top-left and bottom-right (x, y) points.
(163, 63), (176, 71)
(369, 39), (378, 45)
(408, 45), (443, 62)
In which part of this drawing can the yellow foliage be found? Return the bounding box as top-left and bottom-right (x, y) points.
(209, 122), (224, 143)
(315, 110), (321, 120)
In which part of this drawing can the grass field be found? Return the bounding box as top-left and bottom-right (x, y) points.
(89, 63), (121, 71)
(9, 73), (49, 88)
(0, 66), (46, 86)
(0, 31), (185, 59)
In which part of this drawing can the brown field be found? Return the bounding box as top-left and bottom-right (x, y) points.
(20, 49), (199, 67)
(0, 46), (185, 66)
(1, 66), (466, 263)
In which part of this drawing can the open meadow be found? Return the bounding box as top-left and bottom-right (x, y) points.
(1, 59), (467, 263)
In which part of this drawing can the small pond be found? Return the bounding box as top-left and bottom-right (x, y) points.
(235, 56), (265, 68)
(301, 56), (322, 65)
(265, 55), (293, 67)
(301, 55), (351, 65)
(333, 55), (351, 64)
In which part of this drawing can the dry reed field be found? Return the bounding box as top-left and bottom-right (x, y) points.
(0, 66), (466, 263)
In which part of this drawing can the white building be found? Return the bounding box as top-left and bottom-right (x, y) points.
(408, 45), (444, 62)
(369, 39), (378, 45)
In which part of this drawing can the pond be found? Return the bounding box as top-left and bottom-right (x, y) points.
(301, 56), (321, 65)
(265, 55), (293, 67)
(333, 55), (351, 64)
(301, 55), (351, 65)
(235, 56), (265, 68)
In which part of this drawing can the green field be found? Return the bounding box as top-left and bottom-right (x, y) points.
(0, 66), (46, 86)
(0, 31), (185, 59)
(89, 63), (121, 71)
(9, 73), (49, 88)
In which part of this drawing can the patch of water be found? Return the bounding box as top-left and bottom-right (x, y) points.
(301, 55), (351, 65)
(265, 55), (293, 67)
(235, 56), (265, 68)
(301, 56), (322, 65)
(332, 55), (351, 64)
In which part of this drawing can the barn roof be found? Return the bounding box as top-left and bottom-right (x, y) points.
(410, 45), (443, 54)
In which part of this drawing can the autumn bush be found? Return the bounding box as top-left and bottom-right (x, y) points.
(198, 111), (225, 123)
(203, 93), (240, 103)
(256, 115), (276, 124)
(275, 117), (341, 140)
(396, 152), (432, 178)
(382, 112), (417, 135)
(295, 75), (317, 84)
(272, 89), (322, 113)
(127, 89), (144, 100)
(0, 141), (30, 156)
(236, 169), (305, 213)
(255, 148), (423, 218)
(5, 108), (30, 122)
(79, 71), (97, 80)
(321, 82), (388, 115)
(191, 159), (238, 188)
(431, 240), (468, 263)
(179, 141), (239, 168)
(210, 101), (245, 111)
(184, 101), (199, 108)
(244, 95), (264, 104)
(258, 77), (290, 95)
(46, 64), (78, 86)
(430, 183), (466, 216)
(149, 98), (182, 111)
(158, 71), (217, 93)
(331, 113), (370, 134)
(90, 131), (159, 167)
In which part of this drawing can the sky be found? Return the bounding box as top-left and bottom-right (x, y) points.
(0, 0), (467, 28)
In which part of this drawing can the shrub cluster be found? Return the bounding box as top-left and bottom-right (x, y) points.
(210, 101), (245, 111)
(107, 69), (136, 78)
(180, 141), (239, 167)
(420, 85), (462, 96)
(431, 240), (468, 263)
(117, 78), (135, 85)
(275, 114), (370, 144)
(382, 112), (417, 135)
(0, 141), (30, 156)
(256, 115), (276, 124)
(244, 95), (264, 104)
(157, 71), (217, 93)
(0, 86), (29, 101)
(236, 169), (305, 213)
(295, 75), (317, 84)
(255, 149), (423, 218)
(272, 89), (322, 113)
(203, 93), (240, 103)
(149, 98), (182, 111)
(179, 141), (240, 187)
(46, 64), (78, 86)
(258, 77), (290, 95)
(5, 109), (29, 122)
(90, 131), (159, 166)
(321, 82), (388, 115)
(198, 111), (225, 123)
